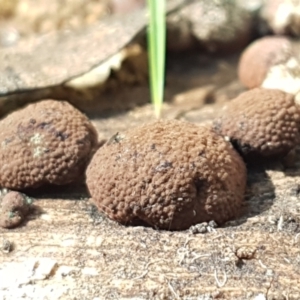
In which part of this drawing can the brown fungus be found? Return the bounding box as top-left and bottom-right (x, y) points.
(213, 88), (300, 160)
(0, 190), (33, 228)
(238, 36), (293, 89)
(86, 120), (246, 231)
(0, 100), (98, 190)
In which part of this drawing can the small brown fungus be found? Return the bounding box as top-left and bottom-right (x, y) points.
(238, 36), (293, 89)
(0, 190), (32, 228)
(86, 120), (246, 230)
(0, 100), (98, 190)
(213, 88), (300, 160)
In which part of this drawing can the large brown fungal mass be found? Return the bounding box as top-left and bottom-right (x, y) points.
(0, 100), (98, 190)
(213, 88), (300, 160)
(86, 120), (246, 230)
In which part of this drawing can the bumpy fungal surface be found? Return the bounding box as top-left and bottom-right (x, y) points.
(213, 88), (300, 160)
(86, 120), (246, 230)
(238, 36), (293, 89)
(0, 190), (33, 228)
(0, 100), (98, 190)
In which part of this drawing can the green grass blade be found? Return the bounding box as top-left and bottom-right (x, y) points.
(147, 0), (166, 118)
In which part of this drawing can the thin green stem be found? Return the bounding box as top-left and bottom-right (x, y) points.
(147, 0), (166, 118)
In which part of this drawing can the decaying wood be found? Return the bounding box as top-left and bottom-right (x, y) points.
(1, 102), (300, 300)
(0, 40), (299, 300)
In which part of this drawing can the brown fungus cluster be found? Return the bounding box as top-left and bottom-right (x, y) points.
(213, 88), (300, 160)
(86, 120), (246, 230)
(0, 100), (98, 190)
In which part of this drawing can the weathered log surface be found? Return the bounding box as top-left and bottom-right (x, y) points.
(0, 53), (300, 300)
(1, 102), (300, 300)
(0, 0), (299, 298)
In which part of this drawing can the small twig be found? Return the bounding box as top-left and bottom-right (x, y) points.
(191, 253), (211, 263)
(132, 260), (160, 280)
(283, 257), (291, 264)
(167, 281), (180, 300)
(214, 268), (227, 288)
(183, 237), (195, 248)
(258, 259), (268, 269)
(277, 215), (284, 231)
